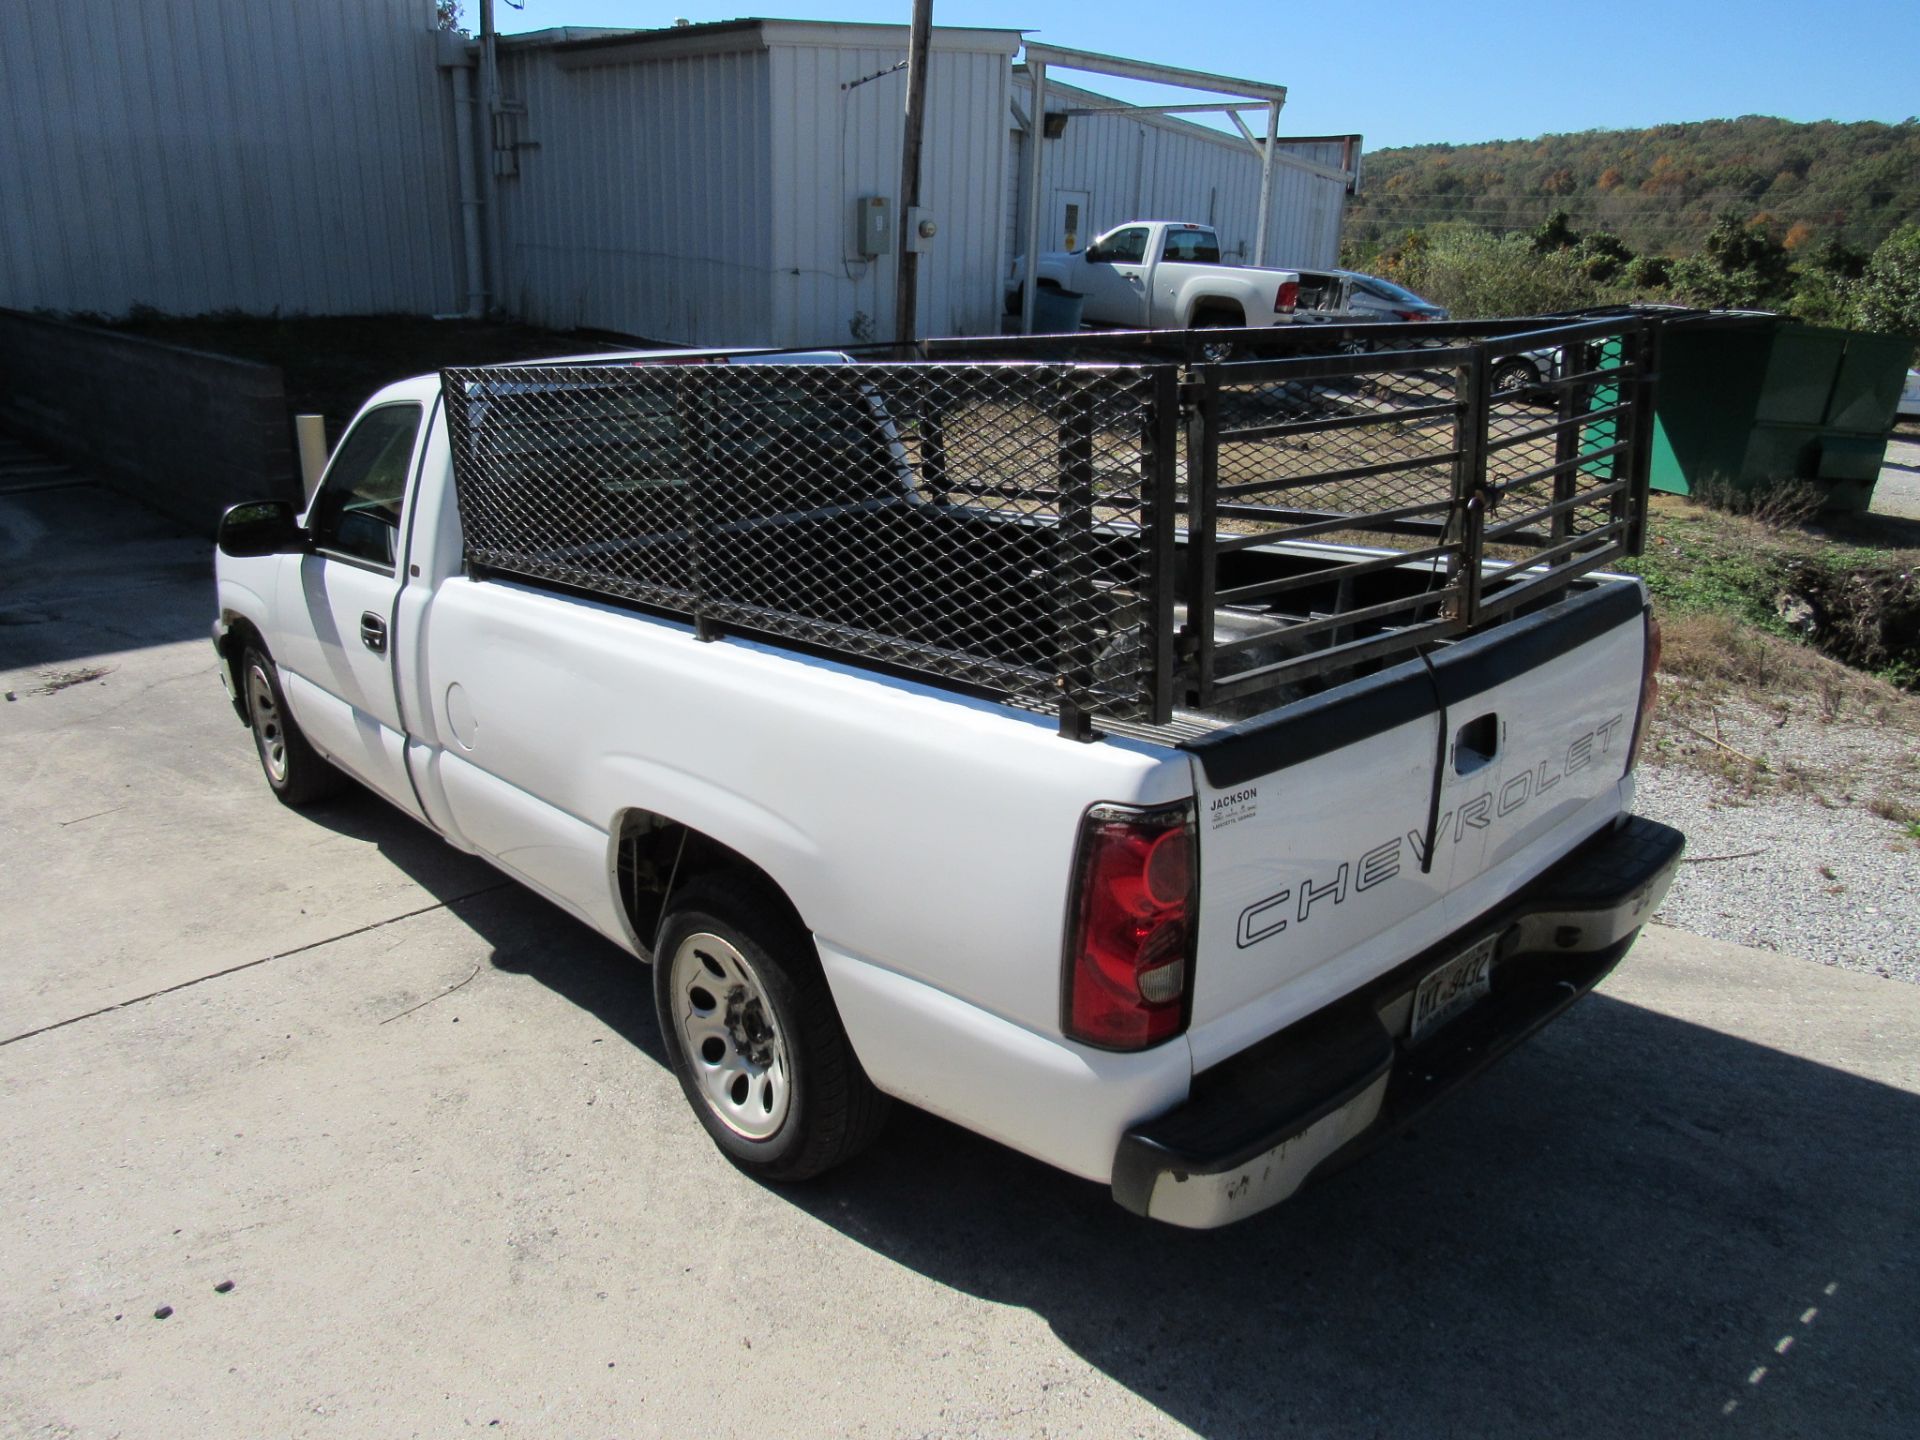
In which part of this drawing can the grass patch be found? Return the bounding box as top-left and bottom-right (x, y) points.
(1626, 491), (1920, 814)
(1622, 494), (1920, 687)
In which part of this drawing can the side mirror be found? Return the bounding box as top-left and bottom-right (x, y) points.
(217, 499), (306, 558)
(1083, 243), (1105, 263)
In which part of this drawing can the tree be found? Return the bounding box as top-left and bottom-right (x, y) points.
(1854, 224), (1920, 346)
(1809, 236), (1868, 280)
(1670, 210), (1793, 309)
(1532, 208), (1580, 253)
(1575, 231), (1635, 285)
(1624, 255), (1673, 289)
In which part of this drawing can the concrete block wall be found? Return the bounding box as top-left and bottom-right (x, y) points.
(0, 311), (297, 533)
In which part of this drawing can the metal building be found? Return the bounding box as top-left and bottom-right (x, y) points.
(488, 22), (1019, 350)
(2, 10), (1351, 348)
(0, 0), (464, 317)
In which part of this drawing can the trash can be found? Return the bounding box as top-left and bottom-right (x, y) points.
(1031, 287), (1086, 334)
(1649, 314), (1911, 511)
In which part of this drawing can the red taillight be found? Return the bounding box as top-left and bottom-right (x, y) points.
(1063, 801), (1197, 1050)
(1392, 308), (1430, 322)
(1274, 280), (1299, 314)
(1626, 610), (1663, 772)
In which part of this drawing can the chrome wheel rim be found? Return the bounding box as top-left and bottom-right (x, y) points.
(247, 664), (288, 785)
(668, 931), (792, 1141)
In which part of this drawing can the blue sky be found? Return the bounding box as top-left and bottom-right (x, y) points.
(495, 0), (1919, 151)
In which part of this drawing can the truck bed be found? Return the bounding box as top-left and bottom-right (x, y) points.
(442, 313), (1658, 740)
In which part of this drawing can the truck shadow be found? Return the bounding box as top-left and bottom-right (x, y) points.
(299, 790), (1918, 1438)
(786, 996), (1920, 1439)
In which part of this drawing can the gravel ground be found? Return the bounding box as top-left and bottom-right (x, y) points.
(1634, 692), (1920, 982)
(1876, 430), (1919, 520)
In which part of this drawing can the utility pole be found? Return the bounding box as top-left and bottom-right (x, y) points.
(478, 0), (502, 315)
(892, 0), (933, 345)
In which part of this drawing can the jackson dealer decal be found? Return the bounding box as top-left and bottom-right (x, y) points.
(1209, 785), (1258, 831)
(1235, 714), (1625, 948)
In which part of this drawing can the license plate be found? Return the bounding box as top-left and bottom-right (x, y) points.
(1410, 936), (1496, 1042)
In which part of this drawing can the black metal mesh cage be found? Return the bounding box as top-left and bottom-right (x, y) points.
(442, 360), (1170, 724)
(441, 314), (1655, 738)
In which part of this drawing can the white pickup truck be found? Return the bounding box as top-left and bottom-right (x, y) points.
(1010, 220), (1301, 333)
(213, 320), (1682, 1227)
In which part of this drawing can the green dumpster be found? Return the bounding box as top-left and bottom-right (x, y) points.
(1648, 315), (1910, 511)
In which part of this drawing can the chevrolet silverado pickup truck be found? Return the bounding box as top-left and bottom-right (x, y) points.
(1009, 220), (1301, 336)
(213, 316), (1682, 1227)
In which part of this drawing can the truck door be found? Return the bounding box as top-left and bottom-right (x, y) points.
(271, 402), (425, 818)
(1077, 224), (1152, 326)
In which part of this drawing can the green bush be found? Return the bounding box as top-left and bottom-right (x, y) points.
(1854, 224), (1920, 347)
(1395, 229), (1603, 318)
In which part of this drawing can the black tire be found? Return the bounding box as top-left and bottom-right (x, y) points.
(240, 644), (342, 807)
(653, 874), (889, 1182)
(1491, 357), (1541, 398)
(1192, 310), (1243, 362)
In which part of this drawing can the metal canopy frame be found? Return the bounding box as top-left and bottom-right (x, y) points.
(1015, 43), (1291, 335)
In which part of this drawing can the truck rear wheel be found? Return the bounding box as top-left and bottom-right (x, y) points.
(1492, 356), (1543, 399)
(654, 876), (889, 1182)
(241, 645), (342, 807)
(1192, 309), (1244, 362)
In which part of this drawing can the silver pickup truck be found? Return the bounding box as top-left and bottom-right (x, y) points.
(1009, 220), (1301, 335)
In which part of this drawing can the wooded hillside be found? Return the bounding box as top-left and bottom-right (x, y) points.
(1346, 117), (1920, 258)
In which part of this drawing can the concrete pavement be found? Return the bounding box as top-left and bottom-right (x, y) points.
(3, 472), (1916, 1438)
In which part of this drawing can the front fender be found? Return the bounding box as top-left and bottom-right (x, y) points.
(1008, 256), (1076, 293)
(214, 571), (277, 723)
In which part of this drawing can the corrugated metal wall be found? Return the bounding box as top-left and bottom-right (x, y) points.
(493, 43), (773, 347)
(769, 39), (1013, 348)
(0, 0), (462, 316)
(1008, 78), (1351, 272)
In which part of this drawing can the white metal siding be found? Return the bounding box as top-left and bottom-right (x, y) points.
(1009, 79), (1350, 270)
(1, 0), (462, 316)
(769, 41), (1010, 348)
(493, 45), (773, 346)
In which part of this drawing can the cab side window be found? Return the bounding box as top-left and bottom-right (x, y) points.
(308, 404), (422, 569)
(1099, 227), (1150, 264)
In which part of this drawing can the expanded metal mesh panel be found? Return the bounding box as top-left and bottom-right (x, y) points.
(441, 316), (1655, 736)
(441, 361), (1166, 722)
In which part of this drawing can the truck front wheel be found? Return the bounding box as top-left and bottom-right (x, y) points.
(241, 645), (342, 807)
(654, 876), (889, 1182)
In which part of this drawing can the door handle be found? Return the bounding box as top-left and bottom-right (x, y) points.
(359, 612), (388, 654)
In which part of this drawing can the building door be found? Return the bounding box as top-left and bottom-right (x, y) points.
(1053, 190), (1092, 252)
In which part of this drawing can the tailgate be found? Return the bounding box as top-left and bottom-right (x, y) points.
(1180, 581), (1646, 1057)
